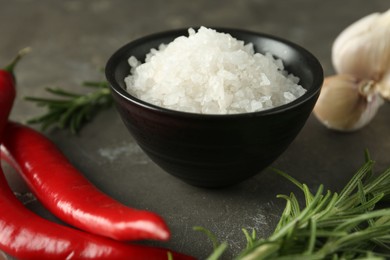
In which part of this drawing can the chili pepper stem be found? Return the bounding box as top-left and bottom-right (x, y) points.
(3, 47), (31, 73)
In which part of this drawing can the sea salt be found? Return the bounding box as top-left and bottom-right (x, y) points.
(124, 26), (306, 114)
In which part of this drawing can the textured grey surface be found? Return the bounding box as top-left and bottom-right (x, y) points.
(1, 0), (390, 259)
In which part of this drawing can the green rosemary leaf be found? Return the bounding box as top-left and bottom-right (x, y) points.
(358, 179), (367, 205)
(193, 227), (229, 260)
(363, 149), (374, 182)
(25, 79), (113, 134)
(242, 229), (257, 250)
(311, 190), (332, 219)
(59, 105), (80, 129)
(289, 193), (301, 218)
(304, 218), (317, 255)
(302, 184), (315, 207)
(27, 110), (58, 124)
(274, 196), (292, 233)
(46, 87), (81, 98)
(70, 109), (83, 134)
(193, 226), (221, 250)
(313, 192), (339, 221)
(358, 179), (376, 228)
(41, 112), (64, 131)
(365, 168), (390, 194)
(335, 160), (374, 208)
(270, 167), (304, 191)
(206, 243), (229, 260)
(299, 185), (324, 224)
(25, 96), (71, 107)
(239, 241), (280, 260)
(74, 105), (91, 130)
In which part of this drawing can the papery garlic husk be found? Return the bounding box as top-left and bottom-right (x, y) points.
(332, 9), (390, 99)
(313, 74), (384, 131)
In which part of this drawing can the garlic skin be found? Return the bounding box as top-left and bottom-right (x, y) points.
(378, 72), (390, 99)
(332, 9), (390, 99)
(313, 74), (384, 131)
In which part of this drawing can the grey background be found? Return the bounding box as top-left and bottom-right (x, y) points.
(1, 0), (389, 259)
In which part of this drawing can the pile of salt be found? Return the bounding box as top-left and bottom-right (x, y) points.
(125, 27), (306, 114)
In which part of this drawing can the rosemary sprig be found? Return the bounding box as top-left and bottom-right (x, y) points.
(25, 81), (113, 134)
(197, 152), (390, 259)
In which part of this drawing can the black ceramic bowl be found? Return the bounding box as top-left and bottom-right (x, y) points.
(105, 28), (323, 188)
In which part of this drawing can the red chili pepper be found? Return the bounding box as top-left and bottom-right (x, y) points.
(0, 167), (194, 260)
(0, 52), (194, 259)
(0, 49), (28, 138)
(0, 70), (15, 138)
(1, 121), (171, 242)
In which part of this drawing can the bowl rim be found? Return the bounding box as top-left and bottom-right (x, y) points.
(105, 27), (324, 119)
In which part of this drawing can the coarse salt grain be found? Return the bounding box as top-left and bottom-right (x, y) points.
(124, 26), (306, 114)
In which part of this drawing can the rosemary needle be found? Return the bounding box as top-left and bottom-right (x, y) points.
(25, 81), (113, 134)
(197, 152), (390, 259)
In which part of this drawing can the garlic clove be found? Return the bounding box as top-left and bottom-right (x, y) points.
(332, 9), (390, 98)
(313, 74), (384, 132)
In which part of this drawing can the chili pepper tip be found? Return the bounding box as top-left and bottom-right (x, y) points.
(3, 47), (31, 73)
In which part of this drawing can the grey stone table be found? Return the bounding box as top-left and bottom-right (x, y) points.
(1, 0), (389, 259)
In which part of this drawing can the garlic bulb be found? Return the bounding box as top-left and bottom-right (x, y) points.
(332, 9), (390, 99)
(313, 74), (384, 131)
